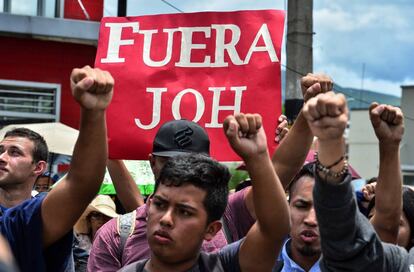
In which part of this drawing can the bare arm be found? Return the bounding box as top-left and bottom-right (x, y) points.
(41, 66), (113, 248)
(224, 113), (290, 272)
(369, 103), (404, 243)
(107, 160), (144, 212)
(244, 74), (332, 221)
(0, 234), (15, 270)
(272, 73), (333, 189)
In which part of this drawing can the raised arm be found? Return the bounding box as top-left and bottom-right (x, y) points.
(272, 73), (333, 189)
(369, 103), (404, 243)
(303, 92), (408, 271)
(243, 74), (333, 221)
(107, 160), (144, 212)
(224, 113), (290, 272)
(41, 66), (113, 248)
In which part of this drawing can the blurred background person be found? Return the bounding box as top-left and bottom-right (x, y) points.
(73, 195), (118, 271)
(33, 172), (57, 194)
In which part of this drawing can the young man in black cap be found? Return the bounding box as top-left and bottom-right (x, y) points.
(89, 119), (241, 271)
(88, 73), (333, 271)
(118, 113), (290, 272)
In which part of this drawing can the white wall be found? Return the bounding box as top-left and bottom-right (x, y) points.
(348, 110), (379, 179)
(401, 86), (414, 184)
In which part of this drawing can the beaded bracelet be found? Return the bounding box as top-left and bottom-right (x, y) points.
(314, 152), (349, 178)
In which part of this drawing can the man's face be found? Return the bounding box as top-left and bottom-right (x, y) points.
(289, 176), (321, 259)
(147, 183), (212, 264)
(87, 211), (112, 237)
(34, 176), (52, 192)
(0, 137), (37, 187)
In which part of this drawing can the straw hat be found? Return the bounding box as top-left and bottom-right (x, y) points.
(74, 195), (118, 234)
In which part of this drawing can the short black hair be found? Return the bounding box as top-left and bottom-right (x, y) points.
(154, 154), (230, 224)
(402, 187), (414, 249)
(366, 177), (378, 184)
(287, 162), (315, 202)
(4, 128), (48, 163)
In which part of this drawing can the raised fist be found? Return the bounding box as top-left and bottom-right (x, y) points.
(301, 73), (333, 102)
(70, 65), (114, 111)
(303, 92), (348, 142)
(369, 103), (404, 146)
(223, 113), (267, 160)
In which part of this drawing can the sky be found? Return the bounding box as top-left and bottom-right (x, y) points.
(104, 0), (414, 97)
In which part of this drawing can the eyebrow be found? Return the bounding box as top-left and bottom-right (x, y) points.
(293, 198), (312, 204)
(153, 195), (198, 212)
(176, 203), (198, 212)
(153, 195), (168, 202)
(0, 144), (22, 150)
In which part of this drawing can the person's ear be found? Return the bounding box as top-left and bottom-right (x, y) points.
(33, 161), (47, 176)
(148, 154), (156, 174)
(203, 220), (222, 241)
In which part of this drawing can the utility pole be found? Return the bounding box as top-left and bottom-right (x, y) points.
(118, 0), (127, 16)
(285, 0), (313, 122)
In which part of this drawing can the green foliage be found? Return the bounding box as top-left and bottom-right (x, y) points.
(225, 162), (250, 190)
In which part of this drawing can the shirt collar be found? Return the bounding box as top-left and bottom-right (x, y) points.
(280, 239), (321, 272)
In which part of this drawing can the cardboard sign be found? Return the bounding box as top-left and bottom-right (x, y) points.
(95, 10), (285, 160)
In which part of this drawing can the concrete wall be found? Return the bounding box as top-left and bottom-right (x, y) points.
(401, 86), (414, 184)
(348, 110), (379, 179)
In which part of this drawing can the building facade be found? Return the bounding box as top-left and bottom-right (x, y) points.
(0, 0), (102, 128)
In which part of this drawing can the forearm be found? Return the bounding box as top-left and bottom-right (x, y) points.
(67, 109), (107, 198)
(245, 152), (290, 239)
(239, 152), (290, 271)
(371, 143), (402, 242)
(314, 171), (388, 271)
(108, 160), (144, 211)
(42, 109), (108, 247)
(272, 111), (313, 188)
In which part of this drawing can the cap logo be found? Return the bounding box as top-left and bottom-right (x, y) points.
(174, 126), (194, 147)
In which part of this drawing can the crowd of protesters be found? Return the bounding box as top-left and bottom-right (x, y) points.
(0, 65), (411, 272)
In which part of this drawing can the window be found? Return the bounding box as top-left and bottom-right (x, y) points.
(0, 79), (60, 126)
(8, 0), (37, 16)
(2, 0), (57, 17)
(403, 173), (414, 186)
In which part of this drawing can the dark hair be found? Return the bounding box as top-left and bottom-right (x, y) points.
(154, 153), (230, 224)
(4, 128), (48, 163)
(287, 162), (315, 201)
(366, 177), (378, 184)
(367, 186), (414, 250)
(403, 187), (414, 249)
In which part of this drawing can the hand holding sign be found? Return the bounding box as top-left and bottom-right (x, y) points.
(70, 65), (114, 111)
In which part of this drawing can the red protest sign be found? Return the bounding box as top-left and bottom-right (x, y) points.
(95, 10), (285, 161)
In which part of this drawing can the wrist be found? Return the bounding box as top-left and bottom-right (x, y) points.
(317, 138), (345, 162)
(379, 140), (401, 150)
(317, 137), (344, 148)
(243, 150), (270, 166)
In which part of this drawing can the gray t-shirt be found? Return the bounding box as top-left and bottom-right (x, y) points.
(313, 171), (414, 271)
(118, 239), (243, 272)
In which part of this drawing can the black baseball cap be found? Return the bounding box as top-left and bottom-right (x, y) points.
(152, 119), (210, 157)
